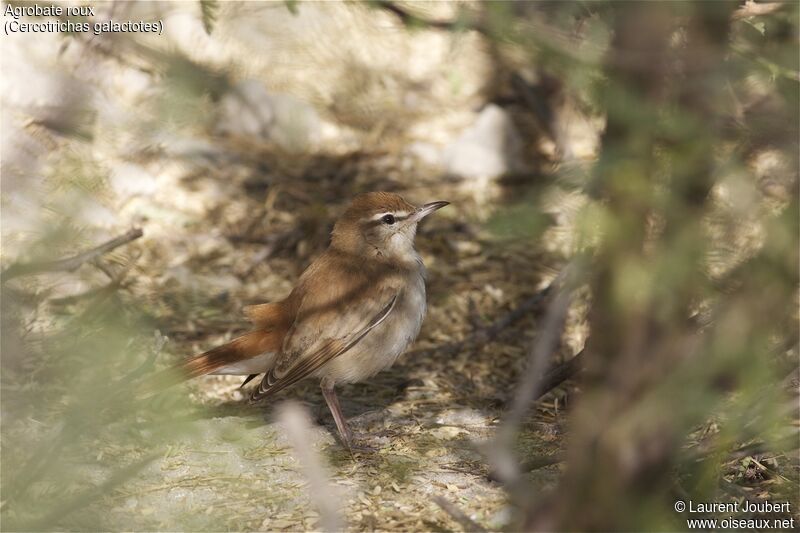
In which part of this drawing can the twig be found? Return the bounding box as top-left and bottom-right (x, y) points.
(278, 402), (343, 532)
(536, 348), (585, 400)
(488, 286), (573, 484)
(48, 250), (141, 305)
(2, 228), (143, 282)
(506, 289), (572, 427)
(432, 495), (488, 533)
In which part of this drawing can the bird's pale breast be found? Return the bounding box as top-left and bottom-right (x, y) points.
(319, 264), (426, 384)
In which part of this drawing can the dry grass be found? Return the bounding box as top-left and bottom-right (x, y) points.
(2, 2), (796, 530)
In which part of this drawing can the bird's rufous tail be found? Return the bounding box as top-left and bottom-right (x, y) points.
(140, 301), (291, 397)
(179, 330), (280, 379)
(143, 329), (282, 395)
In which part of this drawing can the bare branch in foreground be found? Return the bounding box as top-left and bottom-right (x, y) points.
(536, 348), (585, 400)
(488, 284), (573, 485)
(433, 495), (487, 533)
(278, 402), (344, 532)
(2, 228), (144, 282)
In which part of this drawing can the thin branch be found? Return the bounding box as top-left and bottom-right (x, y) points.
(536, 348), (585, 400)
(507, 288), (573, 424)
(278, 402), (343, 532)
(2, 228), (143, 282)
(488, 286), (573, 484)
(432, 495), (487, 533)
(48, 251), (141, 306)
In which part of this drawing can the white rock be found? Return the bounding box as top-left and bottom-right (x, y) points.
(215, 80), (321, 153)
(215, 80), (274, 139)
(405, 141), (442, 167)
(442, 104), (523, 179)
(267, 92), (321, 152)
(109, 162), (159, 196)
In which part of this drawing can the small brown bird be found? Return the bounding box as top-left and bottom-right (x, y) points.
(176, 192), (448, 448)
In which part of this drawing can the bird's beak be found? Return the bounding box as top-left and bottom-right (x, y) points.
(410, 201), (450, 222)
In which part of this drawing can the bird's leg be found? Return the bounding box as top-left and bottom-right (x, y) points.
(320, 378), (354, 449)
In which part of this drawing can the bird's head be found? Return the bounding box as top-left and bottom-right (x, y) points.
(332, 192), (449, 264)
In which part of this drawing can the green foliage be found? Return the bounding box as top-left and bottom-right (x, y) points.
(284, 0), (299, 16)
(1, 153), (200, 529)
(2, 1), (797, 530)
(1, 283), (199, 530)
(156, 54), (230, 130)
(466, 1), (798, 529)
(199, 0), (219, 35)
(488, 199), (549, 242)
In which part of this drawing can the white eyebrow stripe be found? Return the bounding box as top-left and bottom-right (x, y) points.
(371, 211), (410, 220)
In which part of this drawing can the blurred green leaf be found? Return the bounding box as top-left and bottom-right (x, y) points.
(199, 0), (219, 35)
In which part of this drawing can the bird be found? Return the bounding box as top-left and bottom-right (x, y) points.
(173, 192), (448, 449)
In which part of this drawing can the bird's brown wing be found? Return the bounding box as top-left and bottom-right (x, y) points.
(250, 289), (398, 401)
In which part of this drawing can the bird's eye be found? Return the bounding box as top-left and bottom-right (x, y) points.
(381, 214), (396, 225)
